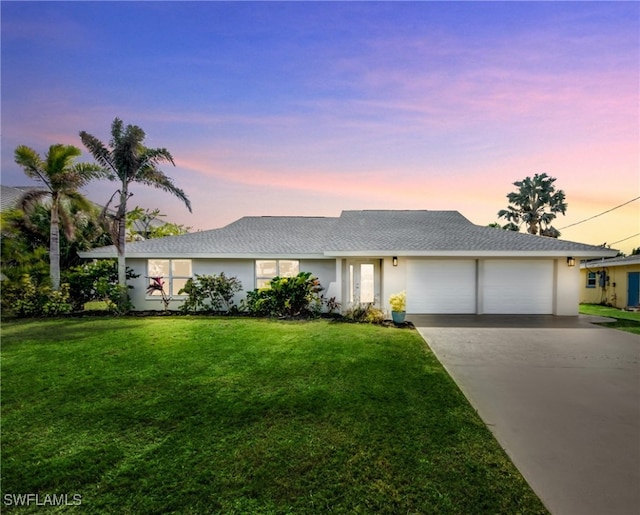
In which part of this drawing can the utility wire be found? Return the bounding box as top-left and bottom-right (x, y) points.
(609, 233), (640, 246)
(558, 196), (640, 230)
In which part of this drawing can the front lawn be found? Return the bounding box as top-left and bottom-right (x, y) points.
(1, 318), (547, 514)
(579, 303), (640, 334)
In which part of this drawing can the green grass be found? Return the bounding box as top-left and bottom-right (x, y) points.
(1, 318), (548, 514)
(580, 303), (640, 334)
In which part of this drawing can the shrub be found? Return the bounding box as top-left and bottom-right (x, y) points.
(243, 272), (324, 318)
(63, 260), (138, 313)
(178, 273), (243, 314)
(2, 275), (72, 317)
(344, 303), (386, 324)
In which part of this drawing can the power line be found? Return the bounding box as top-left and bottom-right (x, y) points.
(609, 233), (640, 246)
(558, 196), (640, 230)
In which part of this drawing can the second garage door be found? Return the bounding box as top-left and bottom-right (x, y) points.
(406, 259), (476, 313)
(483, 259), (554, 314)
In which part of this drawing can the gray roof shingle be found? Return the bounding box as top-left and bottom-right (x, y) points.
(79, 210), (617, 259)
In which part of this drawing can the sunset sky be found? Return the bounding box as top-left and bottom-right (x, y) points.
(2, 1), (638, 253)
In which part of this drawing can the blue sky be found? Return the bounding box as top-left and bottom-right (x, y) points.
(2, 1), (638, 252)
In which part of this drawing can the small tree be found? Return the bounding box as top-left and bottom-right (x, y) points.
(13, 144), (106, 289)
(497, 173), (567, 238)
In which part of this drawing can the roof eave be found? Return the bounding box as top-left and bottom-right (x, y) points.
(324, 249), (618, 258)
(78, 252), (330, 260)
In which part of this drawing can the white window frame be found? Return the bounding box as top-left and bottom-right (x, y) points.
(586, 271), (597, 289)
(147, 259), (193, 297)
(255, 260), (299, 288)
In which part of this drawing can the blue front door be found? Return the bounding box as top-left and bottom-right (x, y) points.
(628, 272), (640, 307)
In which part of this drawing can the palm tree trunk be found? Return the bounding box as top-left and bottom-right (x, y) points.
(50, 198), (61, 290)
(116, 188), (129, 308)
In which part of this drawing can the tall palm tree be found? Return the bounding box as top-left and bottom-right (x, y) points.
(79, 118), (192, 295)
(14, 144), (106, 289)
(497, 173), (567, 238)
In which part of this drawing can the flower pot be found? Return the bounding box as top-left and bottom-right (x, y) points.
(391, 311), (406, 324)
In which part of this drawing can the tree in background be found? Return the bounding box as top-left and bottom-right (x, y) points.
(1, 199), (109, 285)
(80, 118), (192, 299)
(126, 206), (191, 241)
(497, 173), (567, 238)
(13, 144), (106, 289)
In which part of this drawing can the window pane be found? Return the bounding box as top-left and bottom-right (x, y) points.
(148, 259), (169, 277)
(256, 260), (277, 277)
(279, 260), (299, 277)
(256, 278), (272, 289)
(172, 278), (190, 296)
(360, 263), (375, 303)
(172, 259), (192, 276)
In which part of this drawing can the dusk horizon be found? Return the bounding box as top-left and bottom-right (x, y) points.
(2, 1), (638, 253)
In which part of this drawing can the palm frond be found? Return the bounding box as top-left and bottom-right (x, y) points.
(79, 131), (117, 175)
(19, 190), (50, 214)
(136, 167), (192, 212)
(14, 146), (50, 187)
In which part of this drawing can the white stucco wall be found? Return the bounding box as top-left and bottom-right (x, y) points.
(553, 259), (580, 316)
(125, 257), (336, 311)
(124, 255), (581, 315)
(381, 256), (407, 314)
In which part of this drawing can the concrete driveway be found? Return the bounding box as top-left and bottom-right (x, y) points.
(409, 314), (640, 515)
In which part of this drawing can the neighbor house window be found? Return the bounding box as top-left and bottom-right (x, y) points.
(255, 260), (299, 288)
(147, 259), (192, 296)
(586, 272), (596, 289)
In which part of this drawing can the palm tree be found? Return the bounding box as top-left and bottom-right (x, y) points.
(79, 118), (192, 296)
(14, 144), (106, 289)
(497, 173), (567, 238)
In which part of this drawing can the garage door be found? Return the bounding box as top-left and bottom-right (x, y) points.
(483, 260), (554, 314)
(406, 259), (476, 313)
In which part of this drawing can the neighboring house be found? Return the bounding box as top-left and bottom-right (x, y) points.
(1, 185), (37, 211)
(79, 210), (617, 315)
(580, 254), (640, 310)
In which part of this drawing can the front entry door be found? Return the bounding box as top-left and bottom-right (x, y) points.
(348, 260), (380, 306)
(628, 272), (640, 307)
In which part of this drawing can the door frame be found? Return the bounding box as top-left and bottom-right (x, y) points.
(345, 259), (381, 307)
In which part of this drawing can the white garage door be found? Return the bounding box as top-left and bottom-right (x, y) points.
(483, 260), (554, 314)
(406, 259), (476, 313)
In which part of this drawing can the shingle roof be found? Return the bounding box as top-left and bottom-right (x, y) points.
(1, 185), (36, 211)
(326, 210), (615, 253)
(81, 216), (337, 257)
(79, 210), (617, 259)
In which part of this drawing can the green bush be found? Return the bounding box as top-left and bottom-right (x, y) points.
(179, 273), (243, 313)
(243, 272), (324, 318)
(2, 275), (72, 317)
(63, 260), (138, 313)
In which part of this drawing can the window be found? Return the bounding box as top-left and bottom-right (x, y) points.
(586, 271), (596, 289)
(147, 259), (192, 296)
(255, 260), (299, 288)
